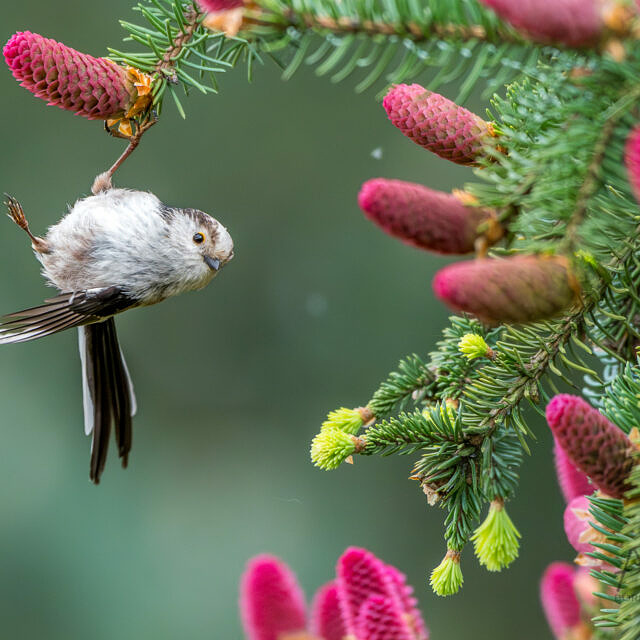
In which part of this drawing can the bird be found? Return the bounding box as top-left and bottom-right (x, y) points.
(1, 187), (234, 483)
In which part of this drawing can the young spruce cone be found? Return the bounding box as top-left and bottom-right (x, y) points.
(625, 125), (640, 205)
(479, 0), (632, 47)
(337, 547), (427, 640)
(546, 394), (635, 499)
(358, 178), (497, 254)
(310, 583), (347, 640)
(240, 555), (307, 640)
(383, 84), (495, 165)
(197, 0), (244, 9)
(3, 31), (143, 121)
(432, 255), (577, 324)
(554, 439), (592, 503)
(540, 563), (585, 640)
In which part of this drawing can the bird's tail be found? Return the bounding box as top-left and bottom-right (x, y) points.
(78, 319), (137, 484)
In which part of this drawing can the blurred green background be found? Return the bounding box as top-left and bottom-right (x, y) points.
(0, 4), (571, 638)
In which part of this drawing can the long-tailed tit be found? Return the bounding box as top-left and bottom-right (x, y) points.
(1, 188), (234, 483)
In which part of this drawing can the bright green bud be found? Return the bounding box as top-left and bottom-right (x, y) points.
(458, 333), (493, 360)
(321, 406), (374, 435)
(423, 400), (457, 425)
(429, 549), (463, 596)
(310, 428), (364, 470)
(471, 499), (521, 572)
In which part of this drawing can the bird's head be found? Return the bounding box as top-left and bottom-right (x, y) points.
(166, 207), (234, 292)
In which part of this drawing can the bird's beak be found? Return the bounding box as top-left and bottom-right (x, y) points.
(204, 256), (221, 271)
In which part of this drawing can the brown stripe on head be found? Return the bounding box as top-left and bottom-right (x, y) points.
(181, 207), (221, 241)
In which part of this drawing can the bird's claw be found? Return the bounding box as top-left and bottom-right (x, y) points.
(4, 194), (28, 230)
(4, 194), (49, 253)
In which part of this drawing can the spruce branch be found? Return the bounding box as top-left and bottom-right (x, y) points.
(368, 354), (436, 417)
(249, 0), (547, 99)
(307, 17), (640, 595)
(252, 1), (521, 45)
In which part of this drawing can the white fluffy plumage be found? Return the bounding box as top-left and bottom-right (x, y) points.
(40, 188), (234, 304)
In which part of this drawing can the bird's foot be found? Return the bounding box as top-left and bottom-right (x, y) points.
(4, 194), (49, 253)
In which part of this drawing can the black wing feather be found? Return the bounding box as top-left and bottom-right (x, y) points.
(0, 286), (138, 344)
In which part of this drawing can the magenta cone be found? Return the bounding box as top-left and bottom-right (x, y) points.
(197, 0), (243, 10)
(359, 178), (492, 254)
(554, 439), (592, 503)
(480, 0), (608, 47)
(540, 563), (582, 639)
(4, 31), (137, 120)
(240, 555), (307, 640)
(625, 125), (640, 205)
(433, 255), (577, 324)
(546, 394), (634, 499)
(383, 84), (494, 165)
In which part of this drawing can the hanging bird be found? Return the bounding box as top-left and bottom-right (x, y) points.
(1, 188), (234, 483)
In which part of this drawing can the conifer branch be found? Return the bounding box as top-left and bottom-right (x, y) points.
(251, 5), (521, 45)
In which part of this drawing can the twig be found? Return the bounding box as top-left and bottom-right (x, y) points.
(92, 5), (202, 193)
(92, 117), (158, 194)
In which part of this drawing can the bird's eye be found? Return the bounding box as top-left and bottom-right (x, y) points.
(193, 232), (205, 244)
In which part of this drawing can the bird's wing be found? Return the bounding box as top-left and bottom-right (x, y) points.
(0, 286), (138, 344)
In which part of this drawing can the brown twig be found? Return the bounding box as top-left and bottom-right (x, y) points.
(155, 6), (201, 82)
(93, 5), (202, 193)
(92, 116), (158, 194)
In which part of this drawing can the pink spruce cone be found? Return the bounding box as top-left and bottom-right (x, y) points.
(432, 255), (577, 324)
(197, 0), (243, 10)
(4, 31), (138, 120)
(479, 0), (628, 47)
(383, 84), (495, 165)
(384, 565), (429, 640)
(540, 563), (583, 640)
(240, 549), (427, 640)
(356, 595), (415, 640)
(573, 568), (599, 609)
(554, 439), (592, 503)
(564, 495), (594, 555)
(240, 555), (307, 640)
(336, 547), (427, 640)
(625, 125), (640, 205)
(358, 179), (495, 254)
(546, 394), (635, 499)
(310, 583), (347, 640)
(562, 495), (616, 571)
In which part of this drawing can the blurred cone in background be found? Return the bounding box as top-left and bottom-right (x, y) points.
(358, 179), (498, 254)
(432, 255), (578, 324)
